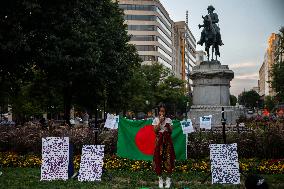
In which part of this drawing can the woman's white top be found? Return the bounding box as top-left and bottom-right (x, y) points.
(152, 117), (172, 133)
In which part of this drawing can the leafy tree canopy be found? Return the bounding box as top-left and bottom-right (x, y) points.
(238, 90), (260, 108)
(0, 0), (140, 122)
(271, 27), (284, 102)
(230, 95), (237, 106)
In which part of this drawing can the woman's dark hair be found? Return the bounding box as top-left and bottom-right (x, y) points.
(158, 102), (166, 110)
(158, 102), (167, 115)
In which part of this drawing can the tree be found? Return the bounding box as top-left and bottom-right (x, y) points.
(11, 83), (45, 122)
(112, 63), (165, 115)
(271, 62), (284, 102)
(0, 0), (39, 112)
(156, 75), (186, 116)
(0, 0), (140, 122)
(106, 63), (145, 114)
(238, 90), (260, 108)
(271, 27), (284, 102)
(141, 63), (170, 109)
(230, 95), (237, 106)
(264, 96), (276, 112)
(110, 62), (189, 117)
(36, 0), (141, 122)
(118, 62), (188, 117)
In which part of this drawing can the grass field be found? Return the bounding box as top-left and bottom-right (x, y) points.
(0, 168), (284, 189)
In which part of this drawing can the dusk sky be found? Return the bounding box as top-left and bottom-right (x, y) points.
(160, 0), (284, 96)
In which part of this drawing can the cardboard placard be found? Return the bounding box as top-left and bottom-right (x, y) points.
(78, 145), (105, 181)
(209, 143), (240, 184)
(41, 137), (69, 181)
(200, 115), (212, 129)
(180, 119), (194, 134)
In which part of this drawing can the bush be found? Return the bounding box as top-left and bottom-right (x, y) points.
(187, 122), (284, 159)
(1, 120), (283, 159)
(0, 124), (117, 155)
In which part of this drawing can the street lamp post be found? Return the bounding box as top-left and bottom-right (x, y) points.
(221, 107), (227, 144)
(93, 107), (99, 145)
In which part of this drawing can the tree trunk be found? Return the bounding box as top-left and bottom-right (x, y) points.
(95, 103), (98, 126)
(63, 86), (72, 126)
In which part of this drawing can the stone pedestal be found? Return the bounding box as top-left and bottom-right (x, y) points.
(189, 61), (239, 126)
(189, 105), (241, 126)
(191, 61), (234, 106)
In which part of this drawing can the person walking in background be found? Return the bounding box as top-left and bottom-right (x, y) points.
(39, 117), (47, 129)
(152, 103), (175, 188)
(82, 110), (89, 126)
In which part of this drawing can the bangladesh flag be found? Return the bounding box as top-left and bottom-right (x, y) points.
(117, 117), (186, 160)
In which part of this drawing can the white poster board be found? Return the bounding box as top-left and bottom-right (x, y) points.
(113, 115), (119, 129)
(41, 137), (69, 181)
(209, 143), (240, 184)
(104, 114), (119, 129)
(180, 119), (194, 134)
(200, 115), (212, 129)
(78, 145), (105, 181)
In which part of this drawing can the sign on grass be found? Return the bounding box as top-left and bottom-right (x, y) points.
(104, 114), (119, 129)
(180, 119), (194, 134)
(209, 143), (240, 184)
(200, 115), (212, 129)
(78, 145), (105, 181)
(41, 137), (69, 181)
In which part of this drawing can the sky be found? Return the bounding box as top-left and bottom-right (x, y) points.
(160, 0), (284, 96)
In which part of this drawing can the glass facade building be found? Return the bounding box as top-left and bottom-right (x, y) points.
(118, 0), (196, 81)
(118, 0), (174, 70)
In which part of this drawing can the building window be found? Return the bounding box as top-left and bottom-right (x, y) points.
(186, 30), (196, 45)
(157, 37), (172, 53)
(156, 7), (172, 28)
(136, 45), (156, 51)
(185, 52), (196, 65)
(119, 4), (156, 11)
(139, 55), (156, 61)
(158, 47), (172, 61)
(156, 16), (172, 36)
(158, 57), (172, 70)
(157, 27), (172, 45)
(125, 15), (156, 21)
(128, 25), (155, 31)
(131, 35), (156, 41)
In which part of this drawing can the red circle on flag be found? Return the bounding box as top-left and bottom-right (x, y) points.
(135, 125), (156, 155)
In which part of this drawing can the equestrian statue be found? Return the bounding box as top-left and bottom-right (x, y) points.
(197, 5), (223, 61)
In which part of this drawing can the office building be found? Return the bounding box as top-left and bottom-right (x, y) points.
(118, 0), (196, 81)
(118, 0), (174, 70)
(258, 33), (280, 97)
(173, 21), (196, 91)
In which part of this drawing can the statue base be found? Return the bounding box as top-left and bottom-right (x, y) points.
(190, 60), (234, 106)
(189, 60), (239, 127)
(188, 105), (242, 127)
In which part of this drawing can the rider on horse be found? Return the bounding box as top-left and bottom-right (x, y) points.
(197, 5), (223, 46)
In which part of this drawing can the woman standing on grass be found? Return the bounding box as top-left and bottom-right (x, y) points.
(152, 103), (175, 188)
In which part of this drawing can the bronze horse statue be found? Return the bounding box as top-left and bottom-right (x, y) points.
(197, 5), (223, 61)
(198, 15), (220, 61)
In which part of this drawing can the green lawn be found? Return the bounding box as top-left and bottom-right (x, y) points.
(0, 168), (284, 189)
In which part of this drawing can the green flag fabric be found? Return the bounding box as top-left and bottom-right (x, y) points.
(117, 117), (186, 160)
